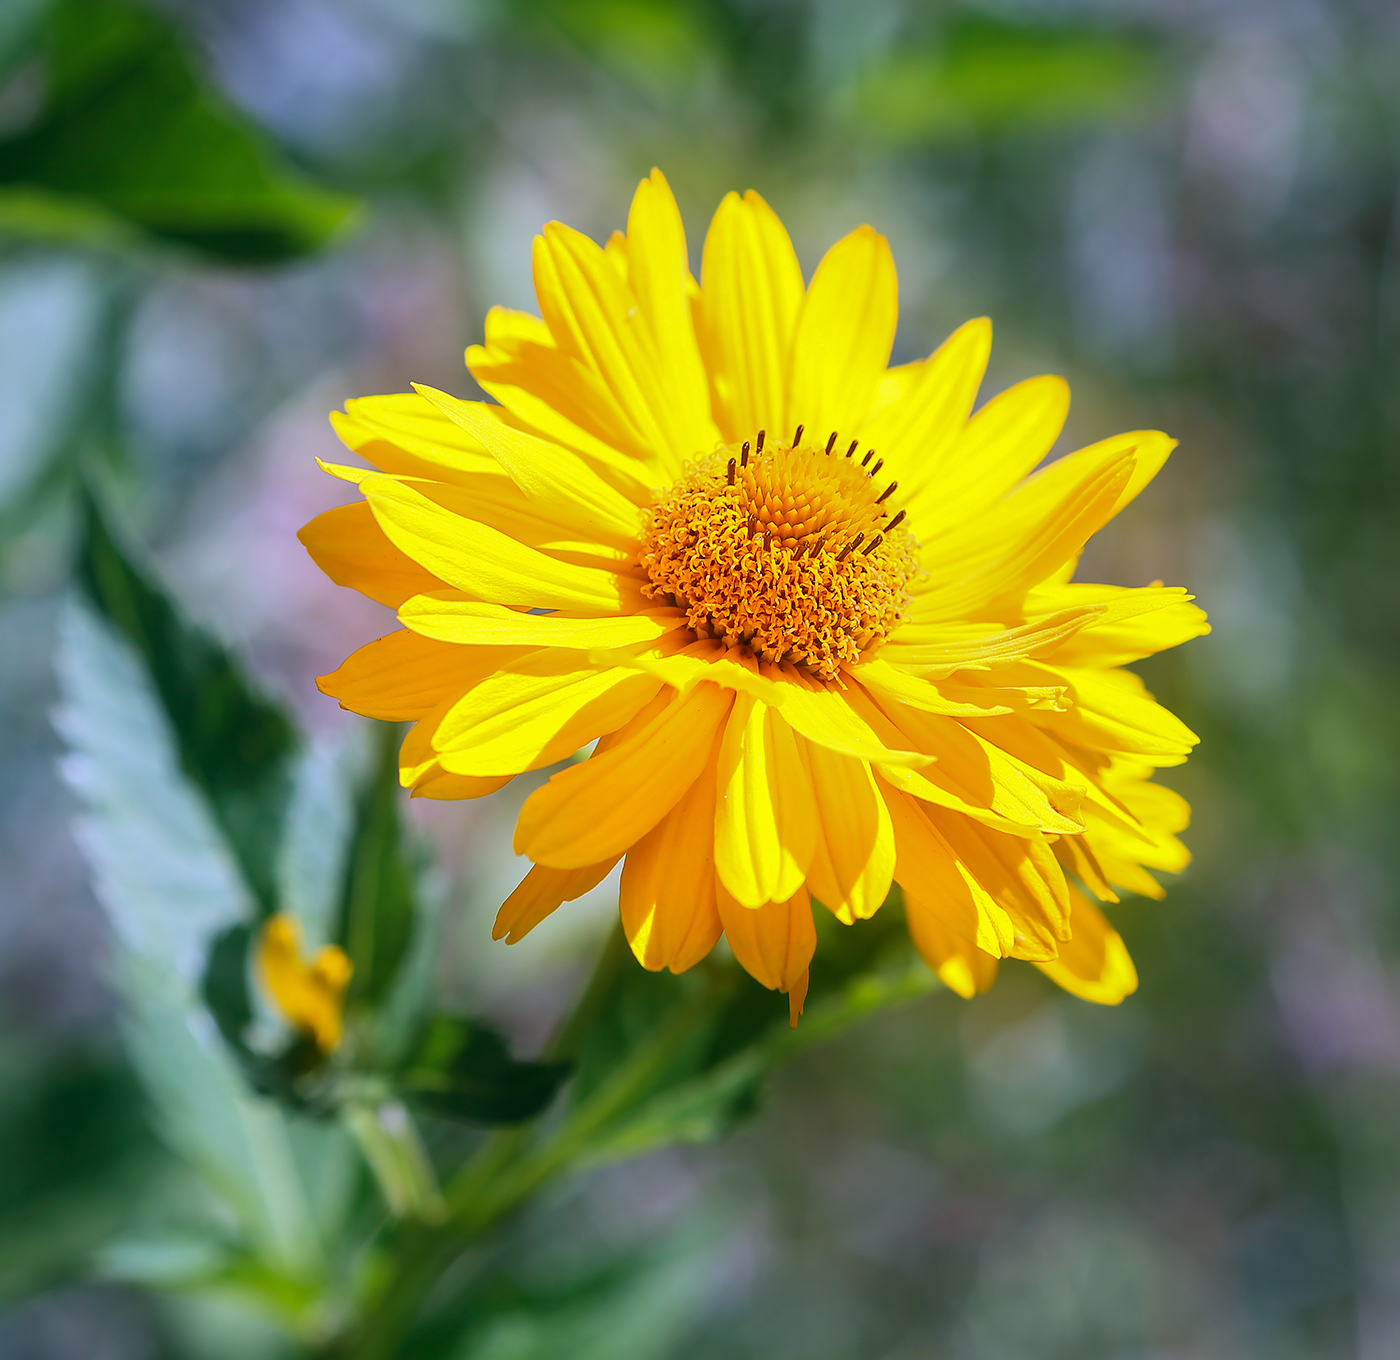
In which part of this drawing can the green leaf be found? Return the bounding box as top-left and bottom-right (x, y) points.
(201, 922), (257, 1053)
(54, 600), (327, 1284)
(338, 721), (418, 1007)
(54, 599), (254, 973)
(0, 0), (358, 263)
(0, 187), (142, 251)
(278, 726), (370, 950)
(558, 897), (936, 1163)
(401, 1016), (572, 1126)
(0, 1044), (157, 1294)
(73, 491), (431, 1090)
(76, 487), (298, 917)
(72, 487), (305, 1088)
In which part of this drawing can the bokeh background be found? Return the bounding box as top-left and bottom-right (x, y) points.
(4, 0), (1400, 1356)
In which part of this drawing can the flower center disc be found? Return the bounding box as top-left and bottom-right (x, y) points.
(639, 431), (915, 680)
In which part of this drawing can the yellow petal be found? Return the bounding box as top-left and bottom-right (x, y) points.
(1054, 834), (1119, 903)
(604, 228), (629, 281)
(904, 374), (1069, 530)
(433, 654), (661, 777)
(1026, 583), (1211, 667)
(360, 473), (631, 613)
(863, 317), (991, 497)
(801, 739), (895, 922)
(865, 688), (1087, 836)
(749, 673), (932, 771)
(515, 682), (734, 868)
(695, 189), (805, 441)
(884, 609), (1104, 675)
(1079, 763), (1192, 897)
(854, 655), (1068, 715)
(919, 430), (1174, 598)
(879, 782), (1015, 957)
(913, 453), (1134, 620)
(714, 694), (818, 907)
(400, 594), (684, 650)
(1034, 888), (1138, 1004)
(468, 309), (663, 487)
(331, 391), (499, 482)
(620, 741), (724, 973)
(902, 897), (1000, 998)
(534, 220), (716, 474)
(336, 459), (631, 570)
(624, 169), (718, 456)
(411, 385), (646, 544)
(616, 642), (934, 769)
(493, 858), (620, 944)
(1034, 665), (1200, 763)
(482, 306), (554, 349)
(787, 225), (898, 443)
(299, 501), (444, 608)
(924, 808), (1068, 958)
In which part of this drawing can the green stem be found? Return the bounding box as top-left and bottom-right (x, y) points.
(333, 928), (714, 1360)
(343, 1100), (444, 1223)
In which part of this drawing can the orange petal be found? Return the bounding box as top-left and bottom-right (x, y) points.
(716, 881), (816, 1006)
(299, 501), (443, 608)
(514, 682), (734, 868)
(619, 736), (724, 973)
(493, 858), (620, 943)
(902, 895), (1000, 998)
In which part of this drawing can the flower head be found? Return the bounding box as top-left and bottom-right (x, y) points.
(258, 914), (353, 1051)
(301, 171), (1207, 1024)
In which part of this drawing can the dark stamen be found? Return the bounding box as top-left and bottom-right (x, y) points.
(869, 458), (884, 478)
(756, 429), (766, 453)
(861, 448), (875, 467)
(747, 515), (758, 539)
(727, 458), (736, 486)
(792, 423), (804, 447)
(876, 480), (897, 504)
(764, 529), (773, 551)
(885, 509), (906, 531)
(845, 440), (858, 459)
(791, 540), (805, 561)
(862, 534), (884, 556)
(835, 532), (865, 563)
(741, 440), (750, 468)
(825, 431), (838, 454)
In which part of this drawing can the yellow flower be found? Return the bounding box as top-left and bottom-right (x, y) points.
(258, 915), (353, 1051)
(301, 171), (1206, 1024)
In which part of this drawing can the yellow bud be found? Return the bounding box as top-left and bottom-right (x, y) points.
(257, 914), (353, 1052)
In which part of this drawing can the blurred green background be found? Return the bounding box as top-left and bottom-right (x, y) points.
(3, 0), (1400, 1356)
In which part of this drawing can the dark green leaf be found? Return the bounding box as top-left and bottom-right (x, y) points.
(0, 0), (357, 263)
(0, 1044), (159, 1293)
(337, 722), (417, 1006)
(201, 922), (255, 1054)
(560, 895), (933, 1159)
(401, 1016), (571, 1125)
(76, 486), (298, 915)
